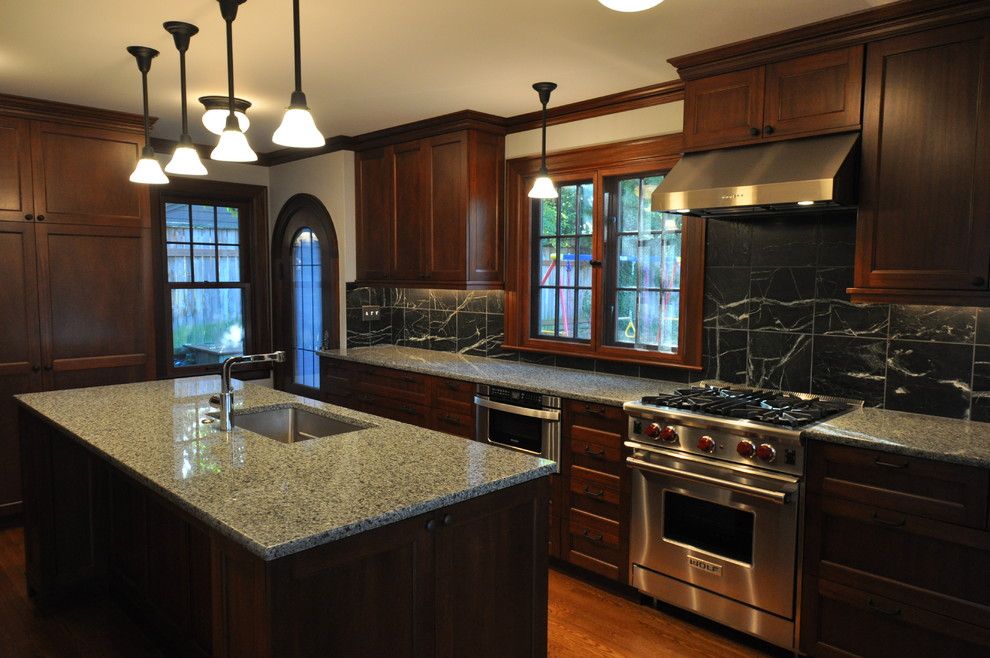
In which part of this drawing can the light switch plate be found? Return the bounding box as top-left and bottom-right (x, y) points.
(362, 305), (382, 321)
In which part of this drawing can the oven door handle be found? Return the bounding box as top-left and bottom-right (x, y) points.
(626, 456), (793, 505)
(473, 396), (560, 421)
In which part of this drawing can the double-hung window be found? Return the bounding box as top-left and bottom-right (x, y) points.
(505, 137), (704, 368)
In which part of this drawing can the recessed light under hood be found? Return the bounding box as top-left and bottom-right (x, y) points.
(652, 132), (859, 217)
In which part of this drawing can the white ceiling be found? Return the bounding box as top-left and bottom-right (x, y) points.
(1, 0), (897, 149)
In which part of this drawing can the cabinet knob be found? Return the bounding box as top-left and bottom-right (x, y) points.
(443, 514), (454, 526)
(764, 125), (775, 136)
(749, 127), (760, 137)
(24, 213), (34, 221)
(36, 214), (46, 221)
(972, 276), (986, 287)
(43, 365), (53, 371)
(31, 365), (41, 373)
(426, 519), (438, 532)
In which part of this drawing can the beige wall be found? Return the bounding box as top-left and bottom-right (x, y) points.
(152, 153), (271, 187)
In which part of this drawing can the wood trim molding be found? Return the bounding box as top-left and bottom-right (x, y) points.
(506, 133), (685, 177)
(258, 135), (356, 166)
(0, 93), (147, 133)
(670, 0), (990, 80)
(503, 79), (684, 133)
(348, 109), (508, 151)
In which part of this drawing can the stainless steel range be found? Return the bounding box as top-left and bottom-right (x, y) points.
(623, 385), (861, 651)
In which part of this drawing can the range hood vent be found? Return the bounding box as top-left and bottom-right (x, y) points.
(652, 132), (859, 217)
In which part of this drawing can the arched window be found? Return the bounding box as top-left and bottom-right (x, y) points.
(291, 228), (322, 389)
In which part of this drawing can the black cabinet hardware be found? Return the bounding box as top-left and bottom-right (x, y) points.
(764, 125), (775, 135)
(873, 457), (909, 469)
(582, 529), (603, 543)
(749, 127), (760, 136)
(24, 213), (34, 221)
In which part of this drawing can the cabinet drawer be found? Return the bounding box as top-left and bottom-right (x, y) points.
(566, 399), (625, 428)
(432, 377), (474, 415)
(431, 408), (473, 439)
(801, 576), (990, 657)
(569, 466), (621, 521)
(569, 426), (624, 476)
(805, 493), (990, 628)
(376, 399), (432, 427)
(808, 442), (989, 528)
(356, 371), (431, 407)
(565, 510), (621, 581)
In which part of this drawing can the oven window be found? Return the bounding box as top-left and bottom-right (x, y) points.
(662, 491), (754, 565)
(489, 411), (543, 454)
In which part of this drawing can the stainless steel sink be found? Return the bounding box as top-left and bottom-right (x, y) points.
(232, 406), (365, 443)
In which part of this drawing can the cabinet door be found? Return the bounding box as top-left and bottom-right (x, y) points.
(35, 223), (155, 389)
(355, 148), (393, 282)
(424, 133), (468, 283)
(854, 21), (990, 296)
(764, 46), (863, 139)
(0, 222), (43, 516)
(466, 131), (504, 286)
(392, 140), (428, 281)
(0, 115), (34, 223)
(30, 121), (149, 227)
(683, 67), (765, 150)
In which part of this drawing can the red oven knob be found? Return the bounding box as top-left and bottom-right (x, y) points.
(659, 425), (679, 444)
(755, 443), (777, 463)
(644, 423), (662, 439)
(697, 435), (716, 453)
(736, 440), (756, 458)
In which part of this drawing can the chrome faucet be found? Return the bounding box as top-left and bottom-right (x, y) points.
(217, 351), (286, 431)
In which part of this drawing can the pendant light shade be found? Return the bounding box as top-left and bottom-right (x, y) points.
(528, 82), (558, 200)
(212, 0), (256, 162)
(598, 0), (664, 11)
(273, 0), (325, 148)
(200, 95), (251, 135)
(163, 21), (207, 176)
(126, 46), (168, 185)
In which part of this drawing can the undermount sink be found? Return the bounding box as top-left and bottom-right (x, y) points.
(233, 406), (365, 444)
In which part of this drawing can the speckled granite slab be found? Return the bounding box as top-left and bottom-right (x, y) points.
(317, 345), (685, 405)
(804, 407), (990, 469)
(16, 378), (555, 560)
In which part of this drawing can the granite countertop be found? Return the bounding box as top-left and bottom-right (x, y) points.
(317, 345), (685, 405)
(16, 377), (555, 560)
(803, 407), (990, 469)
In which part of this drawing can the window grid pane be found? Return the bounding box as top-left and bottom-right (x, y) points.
(292, 228), (322, 389)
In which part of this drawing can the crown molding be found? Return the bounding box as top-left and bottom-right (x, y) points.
(0, 93), (149, 133)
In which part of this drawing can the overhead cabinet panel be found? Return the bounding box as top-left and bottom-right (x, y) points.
(0, 116), (33, 222)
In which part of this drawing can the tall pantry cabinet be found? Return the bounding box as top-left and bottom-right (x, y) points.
(0, 96), (155, 518)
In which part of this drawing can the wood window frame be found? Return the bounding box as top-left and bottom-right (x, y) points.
(150, 179), (271, 379)
(504, 134), (704, 369)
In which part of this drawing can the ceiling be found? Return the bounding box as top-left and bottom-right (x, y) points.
(1, 0), (897, 149)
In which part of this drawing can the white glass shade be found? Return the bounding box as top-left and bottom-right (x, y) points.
(598, 0), (664, 11)
(273, 107), (326, 148)
(165, 144), (208, 176)
(528, 175), (558, 199)
(211, 127), (257, 162)
(129, 156), (169, 184)
(202, 108), (250, 135)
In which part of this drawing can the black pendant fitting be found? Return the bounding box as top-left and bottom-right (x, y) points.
(126, 46), (159, 74)
(164, 21), (199, 52)
(533, 82), (557, 106)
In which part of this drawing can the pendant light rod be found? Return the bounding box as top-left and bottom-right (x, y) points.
(126, 46), (159, 149)
(163, 22), (199, 138)
(533, 82), (556, 174)
(292, 0), (302, 94)
(218, 0), (247, 119)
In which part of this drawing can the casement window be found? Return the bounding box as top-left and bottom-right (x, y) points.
(505, 136), (704, 368)
(152, 180), (270, 378)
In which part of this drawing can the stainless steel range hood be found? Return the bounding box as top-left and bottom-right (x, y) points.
(652, 132), (859, 217)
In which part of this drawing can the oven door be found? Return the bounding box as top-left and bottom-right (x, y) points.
(627, 444), (799, 619)
(474, 396), (560, 462)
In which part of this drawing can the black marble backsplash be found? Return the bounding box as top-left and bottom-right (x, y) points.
(347, 211), (990, 421)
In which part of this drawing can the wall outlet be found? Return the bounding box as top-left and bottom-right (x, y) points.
(361, 305), (382, 321)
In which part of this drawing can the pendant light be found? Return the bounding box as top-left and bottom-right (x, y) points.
(200, 95), (251, 135)
(528, 82), (558, 200)
(272, 0), (326, 148)
(163, 22), (207, 176)
(598, 0), (664, 11)
(211, 0), (257, 162)
(126, 46), (168, 185)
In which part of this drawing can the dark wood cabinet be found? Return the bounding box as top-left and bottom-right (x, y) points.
(802, 441), (990, 656)
(851, 21), (990, 304)
(354, 129), (504, 289)
(0, 115), (33, 223)
(683, 46), (863, 151)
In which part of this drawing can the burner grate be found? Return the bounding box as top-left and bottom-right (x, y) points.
(641, 386), (852, 428)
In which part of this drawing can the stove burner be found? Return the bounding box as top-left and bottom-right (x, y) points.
(641, 386), (851, 428)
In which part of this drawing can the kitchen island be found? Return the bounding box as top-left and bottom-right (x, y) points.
(16, 377), (554, 658)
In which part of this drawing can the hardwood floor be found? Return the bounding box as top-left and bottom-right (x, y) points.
(0, 525), (781, 657)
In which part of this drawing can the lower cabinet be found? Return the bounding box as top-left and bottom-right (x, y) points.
(801, 442), (990, 656)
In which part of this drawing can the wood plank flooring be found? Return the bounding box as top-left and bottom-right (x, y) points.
(0, 525), (782, 657)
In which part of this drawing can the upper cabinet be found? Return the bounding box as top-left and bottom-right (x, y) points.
(850, 20), (990, 304)
(0, 116), (33, 223)
(682, 46), (864, 151)
(355, 129), (504, 289)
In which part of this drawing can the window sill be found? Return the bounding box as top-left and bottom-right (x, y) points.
(501, 340), (701, 370)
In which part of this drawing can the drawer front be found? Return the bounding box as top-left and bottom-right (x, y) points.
(805, 493), (990, 627)
(569, 466), (621, 520)
(432, 378), (475, 415)
(569, 425), (623, 476)
(565, 509), (622, 581)
(566, 399), (625, 429)
(431, 408), (473, 438)
(375, 399), (432, 427)
(356, 372), (431, 407)
(808, 442), (989, 528)
(801, 576), (990, 657)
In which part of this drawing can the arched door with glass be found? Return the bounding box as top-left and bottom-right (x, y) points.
(291, 228), (322, 389)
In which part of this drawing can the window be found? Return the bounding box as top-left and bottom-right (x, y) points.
(153, 180), (270, 378)
(504, 136), (704, 368)
(291, 228), (322, 389)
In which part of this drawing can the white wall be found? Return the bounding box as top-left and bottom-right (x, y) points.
(268, 151), (356, 350)
(505, 101), (684, 159)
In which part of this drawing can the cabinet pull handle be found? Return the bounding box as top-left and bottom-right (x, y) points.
(31, 365), (41, 373)
(582, 529), (603, 543)
(973, 276), (986, 287)
(583, 404), (607, 416)
(426, 519), (438, 532)
(440, 414), (460, 426)
(398, 404), (416, 414)
(445, 381), (459, 390)
(866, 598), (901, 617)
(749, 127), (760, 137)
(583, 486), (605, 499)
(443, 514), (454, 526)
(583, 445), (606, 458)
(43, 365), (53, 371)
(764, 125), (775, 136)
(871, 511), (906, 527)
(36, 214), (46, 221)
(24, 214), (34, 221)
(873, 457), (908, 469)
